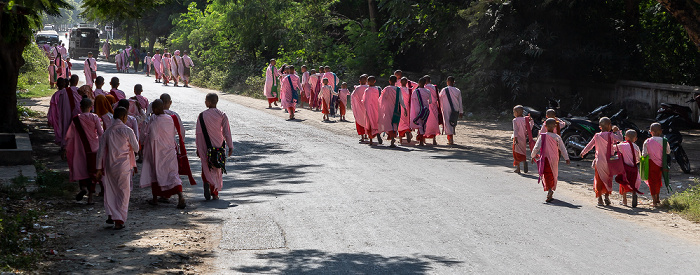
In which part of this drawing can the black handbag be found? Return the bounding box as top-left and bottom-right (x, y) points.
(199, 113), (227, 174)
(413, 88), (430, 125)
(444, 87), (459, 127)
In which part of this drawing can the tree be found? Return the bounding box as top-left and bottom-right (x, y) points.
(0, 0), (71, 132)
(656, 0), (700, 50)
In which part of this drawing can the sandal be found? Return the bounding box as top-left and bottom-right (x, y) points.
(604, 198), (611, 206)
(545, 197), (554, 203)
(106, 218), (114, 224)
(75, 190), (87, 201)
(147, 199), (158, 206)
(114, 224), (125, 230)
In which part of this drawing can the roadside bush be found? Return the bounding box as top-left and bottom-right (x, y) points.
(664, 180), (700, 222)
(18, 44), (50, 90)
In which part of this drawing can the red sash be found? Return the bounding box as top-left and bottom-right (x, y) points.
(172, 115), (197, 185)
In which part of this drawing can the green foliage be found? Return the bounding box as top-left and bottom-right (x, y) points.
(0, 206), (42, 271)
(18, 43), (50, 91)
(664, 180), (700, 222)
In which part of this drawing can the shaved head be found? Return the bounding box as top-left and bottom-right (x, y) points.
(599, 117), (611, 127)
(650, 122), (663, 133)
(152, 99), (164, 115)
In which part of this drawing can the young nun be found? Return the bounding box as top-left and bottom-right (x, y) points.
(96, 107), (139, 230)
(162, 53), (172, 86)
(84, 52), (97, 88)
(109, 77), (126, 101)
(422, 75), (441, 145)
(299, 65), (310, 109)
(140, 99), (187, 209)
(47, 78), (68, 146)
(94, 95), (114, 130)
(152, 49), (163, 83)
(49, 60), (58, 88)
(410, 78), (432, 146)
(512, 105), (534, 174)
(338, 82), (350, 121)
(615, 130), (642, 207)
(280, 65), (301, 120)
(438, 76), (464, 145)
(398, 77), (413, 143)
(363, 76), (382, 146)
(351, 75), (369, 142)
(642, 123), (671, 207)
(182, 50), (194, 87)
(65, 98), (103, 204)
(264, 59), (281, 108)
(378, 75), (407, 148)
(160, 92), (196, 185)
(531, 118), (570, 202)
(320, 78), (337, 121)
(117, 99), (140, 140)
(93, 76), (107, 97)
(308, 69), (320, 110)
(580, 117), (623, 206)
(195, 93), (233, 200)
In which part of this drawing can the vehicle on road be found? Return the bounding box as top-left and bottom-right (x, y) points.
(68, 26), (100, 59)
(656, 95), (700, 129)
(35, 30), (60, 46)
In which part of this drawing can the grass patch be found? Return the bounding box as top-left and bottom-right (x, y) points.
(17, 103), (41, 118)
(17, 83), (54, 99)
(664, 179), (700, 222)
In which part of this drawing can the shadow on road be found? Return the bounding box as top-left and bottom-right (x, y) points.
(231, 249), (462, 274)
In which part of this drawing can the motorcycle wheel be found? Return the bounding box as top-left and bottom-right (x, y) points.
(674, 146), (691, 174)
(562, 131), (589, 161)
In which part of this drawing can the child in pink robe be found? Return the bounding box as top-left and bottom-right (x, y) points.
(438, 77), (464, 145)
(96, 107), (138, 230)
(320, 79), (337, 121)
(299, 65), (310, 108)
(410, 78), (432, 146)
(48, 61), (58, 88)
(264, 59), (281, 108)
(65, 98), (103, 204)
(363, 76), (382, 146)
(280, 66), (301, 120)
(423, 76), (440, 144)
(512, 105), (535, 174)
(614, 130), (642, 207)
(539, 109), (566, 136)
(531, 118), (570, 202)
(580, 117), (623, 206)
(642, 123), (671, 207)
(378, 76), (407, 148)
(195, 93), (233, 200)
(308, 69), (320, 110)
(93, 76), (107, 98)
(338, 82), (350, 122)
(152, 50), (163, 83)
(351, 75), (369, 142)
(84, 52), (97, 87)
(140, 99), (186, 209)
(108, 77), (126, 101)
(398, 77), (413, 143)
(162, 53), (172, 85)
(48, 79), (68, 146)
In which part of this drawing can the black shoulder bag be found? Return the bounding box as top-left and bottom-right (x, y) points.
(444, 87), (459, 127)
(199, 113), (227, 174)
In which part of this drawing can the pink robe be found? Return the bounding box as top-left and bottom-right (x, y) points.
(423, 85), (440, 137)
(84, 57), (97, 87)
(162, 56), (172, 78)
(539, 120), (567, 135)
(264, 65), (281, 98)
(152, 54), (163, 77)
(363, 86), (381, 136)
(280, 74), (300, 109)
(338, 88), (350, 108)
(511, 117), (535, 156)
(531, 132), (569, 191)
(195, 108), (233, 193)
(378, 86), (403, 133)
(642, 137), (671, 167)
(48, 65), (57, 83)
(308, 73), (320, 108)
(94, 88), (107, 98)
(102, 42), (110, 60)
(581, 131), (623, 193)
(65, 113), (103, 182)
(320, 85), (336, 107)
(323, 72), (338, 90)
(398, 86), (412, 133)
(101, 113), (113, 130)
(165, 109), (185, 145)
(410, 88), (431, 133)
(109, 88), (126, 101)
(351, 85), (368, 127)
(301, 71), (311, 99)
(97, 120), (138, 223)
(134, 95), (149, 112)
(139, 114), (182, 191)
(615, 142), (642, 190)
(439, 86), (464, 135)
(172, 55), (183, 78)
(49, 87), (81, 147)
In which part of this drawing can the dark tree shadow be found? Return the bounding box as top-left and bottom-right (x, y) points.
(232, 249), (463, 274)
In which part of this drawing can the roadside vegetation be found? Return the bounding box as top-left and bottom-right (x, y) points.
(0, 165), (73, 272)
(664, 179), (700, 222)
(17, 44), (52, 99)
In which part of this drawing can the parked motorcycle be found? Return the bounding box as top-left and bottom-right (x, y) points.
(656, 95), (700, 129)
(658, 115), (691, 173)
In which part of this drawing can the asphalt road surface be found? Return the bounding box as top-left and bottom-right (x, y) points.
(73, 60), (700, 274)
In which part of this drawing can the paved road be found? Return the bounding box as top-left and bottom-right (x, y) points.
(74, 61), (700, 274)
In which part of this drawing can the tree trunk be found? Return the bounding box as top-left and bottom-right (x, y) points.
(148, 33), (157, 54)
(657, 0), (700, 51)
(0, 9), (28, 132)
(368, 0), (378, 32)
